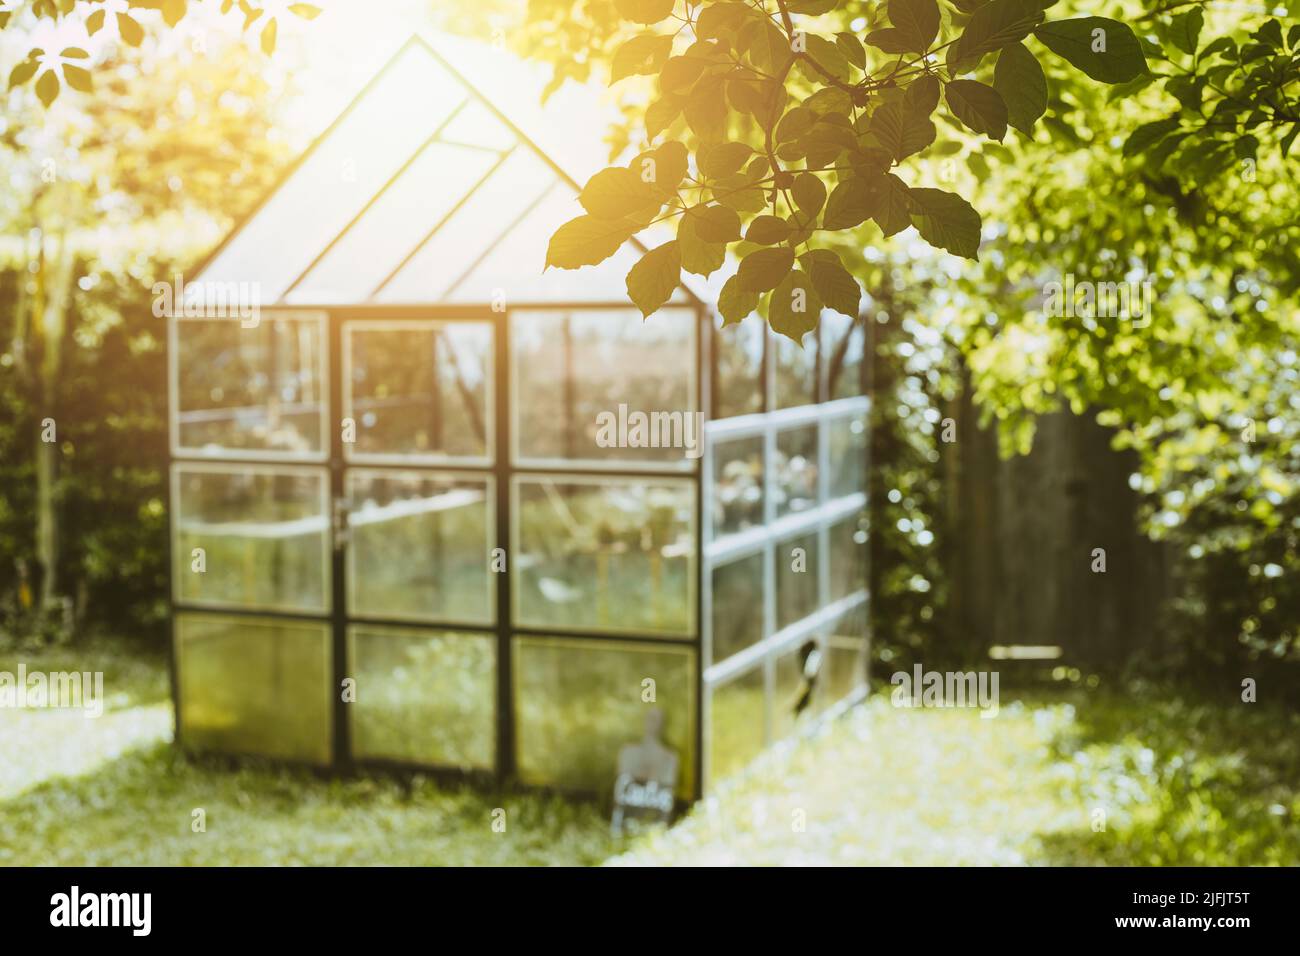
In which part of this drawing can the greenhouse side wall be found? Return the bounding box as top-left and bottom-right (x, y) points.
(702, 309), (870, 791)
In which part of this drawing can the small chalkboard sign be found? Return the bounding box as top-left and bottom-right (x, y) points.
(611, 709), (678, 836)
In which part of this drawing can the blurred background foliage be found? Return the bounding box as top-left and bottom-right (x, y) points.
(0, 0), (1296, 701)
(1, 20), (288, 644)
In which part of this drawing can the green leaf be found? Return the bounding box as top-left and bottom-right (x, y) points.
(579, 167), (664, 219)
(768, 270), (822, 344)
(947, 0), (1045, 74)
(868, 173), (912, 237)
(744, 19), (794, 75)
(700, 141), (755, 179)
(905, 74), (941, 116)
(645, 96), (683, 138)
(8, 58), (39, 90)
(746, 215), (794, 245)
(1106, 73), (1155, 102)
(634, 140), (688, 195)
(994, 42), (1047, 133)
(908, 187), (982, 258)
(691, 204), (743, 242)
(62, 64), (92, 92)
(889, 0), (940, 52)
(678, 214), (726, 277)
(684, 77), (728, 141)
(718, 274), (760, 326)
(117, 13), (144, 47)
(945, 79), (1008, 141)
(1122, 116), (1181, 158)
(162, 0), (188, 28)
(697, 2), (755, 42)
(787, 0), (839, 13)
(615, 0), (676, 26)
(871, 101), (937, 161)
(261, 18), (278, 55)
(800, 249), (860, 319)
(791, 172), (827, 220)
(612, 34), (674, 82)
(660, 53), (709, 93)
(835, 32), (866, 69)
(1169, 8), (1203, 57)
(546, 215), (636, 269)
(824, 178), (873, 230)
(865, 28), (915, 55)
(35, 69), (59, 107)
(1033, 17), (1148, 84)
(800, 35), (853, 84)
(626, 241), (682, 317)
(737, 246), (796, 293)
(1252, 19), (1283, 50)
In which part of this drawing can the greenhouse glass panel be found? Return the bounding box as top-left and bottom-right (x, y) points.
(177, 613), (331, 764)
(435, 98), (516, 151)
(172, 464), (330, 613)
(828, 411), (868, 501)
(513, 637), (696, 799)
(711, 434), (764, 539)
(285, 143), (498, 305)
(511, 309), (696, 467)
(171, 314), (326, 458)
(708, 663), (766, 784)
(773, 638), (820, 741)
(513, 476), (694, 636)
(346, 470), (494, 624)
(198, 45), (465, 303)
(776, 531), (820, 631)
(773, 326), (817, 409)
(822, 603), (869, 704)
(347, 626), (496, 770)
(823, 313), (866, 400)
(376, 149), (555, 303)
(710, 551), (765, 664)
(774, 425), (820, 518)
(829, 512), (868, 602)
(343, 321), (492, 462)
(712, 314), (764, 420)
(444, 187), (677, 304)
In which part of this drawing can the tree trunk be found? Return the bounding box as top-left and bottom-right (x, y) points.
(33, 227), (74, 612)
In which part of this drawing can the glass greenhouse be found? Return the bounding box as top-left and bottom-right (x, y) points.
(167, 34), (870, 801)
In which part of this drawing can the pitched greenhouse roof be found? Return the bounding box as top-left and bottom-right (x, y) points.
(193, 33), (706, 309)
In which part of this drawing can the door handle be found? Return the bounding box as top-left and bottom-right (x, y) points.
(332, 497), (352, 551)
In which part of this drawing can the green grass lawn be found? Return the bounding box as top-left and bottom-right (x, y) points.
(2, 647), (1296, 865)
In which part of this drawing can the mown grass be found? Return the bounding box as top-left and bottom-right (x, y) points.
(2, 647), (1296, 866)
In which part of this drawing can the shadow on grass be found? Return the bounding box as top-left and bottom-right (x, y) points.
(0, 742), (622, 866)
(1027, 686), (1300, 866)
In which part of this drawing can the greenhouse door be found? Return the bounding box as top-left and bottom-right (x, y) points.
(332, 314), (503, 776)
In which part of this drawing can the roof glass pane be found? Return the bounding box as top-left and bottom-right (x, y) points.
(198, 45), (464, 302)
(285, 141), (495, 305)
(445, 186), (690, 305)
(437, 98), (517, 153)
(376, 147), (556, 303)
